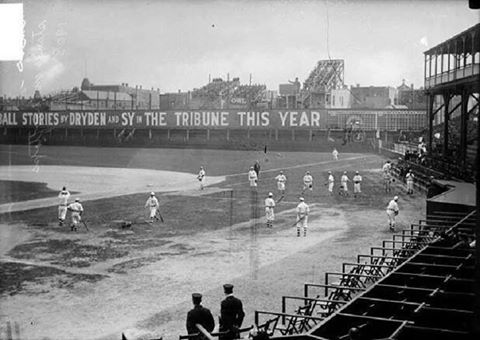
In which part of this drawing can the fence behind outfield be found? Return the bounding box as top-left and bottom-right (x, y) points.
(0, 109), (426, 152)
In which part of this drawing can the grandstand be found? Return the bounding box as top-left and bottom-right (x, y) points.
(191, 77), (267, 110)
(301, 59), (344, 108)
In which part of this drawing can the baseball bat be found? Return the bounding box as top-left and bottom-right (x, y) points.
(81, 220), (89, 231)
(291, 215), (307, 228)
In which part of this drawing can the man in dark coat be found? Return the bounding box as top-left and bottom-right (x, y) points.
(219, 284), (245, 340)
(186, 293), (215, 339)
(253, 160), (261, 179)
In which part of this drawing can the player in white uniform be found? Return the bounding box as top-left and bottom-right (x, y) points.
(145, 192), (160, 223)
(58, 186), (70, 226)
(264, 192), (276, 228)
(353, 171), (362, 197)
(340, 171), (350, 196)
(326, 171), (334, 195)
(406, 170), (415, 195)
(302, 171), (313, 193)
(248, 166), (258, 187)
(67, 198), (83, 232)
(296, 197), (310, 237)
(332, 148), (339, 160)
(382, 161), (392, 193)
(197, 166), (206, 190)
(275, 171), (287, 197)
(386, 196), (399, 231)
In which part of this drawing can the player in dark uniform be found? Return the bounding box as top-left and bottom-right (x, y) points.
(186, 293), (215, 339)
(253, 160), (261, 178)
(219, 284), (245, 340)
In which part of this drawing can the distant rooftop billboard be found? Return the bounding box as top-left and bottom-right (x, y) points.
(279, 84), (298, 96)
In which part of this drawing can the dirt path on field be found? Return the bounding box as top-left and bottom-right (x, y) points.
(0, 165), (226, 214)
(0, 205), (347, 340)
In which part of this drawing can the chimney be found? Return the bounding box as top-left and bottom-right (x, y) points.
(139, 85), (142, 90)
(126, 83), (128, 87)
(356, 84), (360, 87)
(410, 83), (414, 89)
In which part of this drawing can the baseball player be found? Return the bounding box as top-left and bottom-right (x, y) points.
(296, 197), (310, 237)
(253, 160), (261, 178)
(58, 186), (70, 226)
(67, 198), (83, 232)
(353, 171), (362, 197)
(340, 171), (350, 196)
(332, 148), (339, 160)
(382, 160), (392, 193)
(406, 169), (415, 195)
(145, 192), (160, 223)
(197, 166), (206, 190)
(264, 192), (276, 228)
(386, 196), (399, 231)
(275, 171), (287, 197)
(326, 171), (334, 195)
(248, 166), (258, 187)
(302, 171), (313, 193)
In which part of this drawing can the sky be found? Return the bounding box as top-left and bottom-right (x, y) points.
(0, 0), (478, 97)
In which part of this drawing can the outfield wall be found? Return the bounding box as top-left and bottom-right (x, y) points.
(0, 109), (425, 152)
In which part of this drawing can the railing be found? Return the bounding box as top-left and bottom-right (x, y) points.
(425, 63), (479, 88)
(250, 211), (476, 338)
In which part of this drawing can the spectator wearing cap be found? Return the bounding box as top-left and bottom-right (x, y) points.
(145, 192), (160, 223)
(219, 284), (245, 340)
(186, 293), (215, 339)
(264, 192), (276, 228)
(386, 196), (399, 231)
(67, 198), (83, 232)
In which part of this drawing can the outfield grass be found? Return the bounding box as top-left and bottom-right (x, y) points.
(0, 146), (425, 340)
(0, 180), (60, 204)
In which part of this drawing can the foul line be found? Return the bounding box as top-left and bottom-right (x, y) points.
(225, 154), (378, 177)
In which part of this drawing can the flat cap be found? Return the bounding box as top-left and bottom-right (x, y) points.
(192, 293), (202, 299)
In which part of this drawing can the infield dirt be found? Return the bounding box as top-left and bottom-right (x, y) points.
(0, 145), (425, 340)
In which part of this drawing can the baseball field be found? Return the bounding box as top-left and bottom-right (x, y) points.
(0, 144), (426, 340)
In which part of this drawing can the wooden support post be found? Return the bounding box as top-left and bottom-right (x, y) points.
(149, 129), (152, 140)
(309, 129), (313, 141)
(275, 129), (278, 141)
(460, 90), (469, 165)
(207, 129), (210, 141)
(186, 129), (189, 141)
(226, 129), (230, 141)
(443, 94), (450, 157)
(428, 94), (434, 152)
(292, 129), (295, 141)
(167, 129), (171, 140)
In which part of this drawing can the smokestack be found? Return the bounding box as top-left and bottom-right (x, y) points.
(410, 83), (414, 89)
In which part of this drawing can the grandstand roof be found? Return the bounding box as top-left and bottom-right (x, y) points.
(82, 90), (132, 101)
